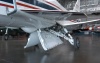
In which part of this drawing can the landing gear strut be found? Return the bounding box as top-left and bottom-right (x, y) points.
(4, 28), (9, 40)
(63, 28), (80, 49)
(49, 27), (80, 49)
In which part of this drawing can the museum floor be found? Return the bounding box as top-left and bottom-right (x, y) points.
(0, 32), (100, 63)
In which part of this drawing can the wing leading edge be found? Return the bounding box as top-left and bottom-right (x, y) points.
(57, 19), (100, 26)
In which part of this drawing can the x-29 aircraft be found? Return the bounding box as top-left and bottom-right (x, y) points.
(0, 0), (100, 51)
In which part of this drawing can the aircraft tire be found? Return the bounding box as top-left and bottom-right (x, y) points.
(74, 37), (80, 49)
(4, 34), (9, 40)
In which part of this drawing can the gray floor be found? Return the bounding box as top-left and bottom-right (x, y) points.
(0, 32), (100, 63)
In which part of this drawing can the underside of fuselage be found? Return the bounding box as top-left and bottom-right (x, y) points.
(0, 10), (57, 28)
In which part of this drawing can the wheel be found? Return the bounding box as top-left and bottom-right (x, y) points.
(74, 37), (80, 49)
(4, 34), (9, 40)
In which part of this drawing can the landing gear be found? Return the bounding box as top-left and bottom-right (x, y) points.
(49, 27), (80, 49)
(63, 28), (80, 49)
(4, 34), (9, 40)
(74, 37), (80, 49)
(4, 28), (9, 40)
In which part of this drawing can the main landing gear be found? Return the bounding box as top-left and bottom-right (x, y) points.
(24, 25), (80, 51)
(73, 37), (80, 49)
(49, 27), (80, 50)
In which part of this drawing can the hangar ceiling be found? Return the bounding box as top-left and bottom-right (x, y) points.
(61, 0), (100, 13)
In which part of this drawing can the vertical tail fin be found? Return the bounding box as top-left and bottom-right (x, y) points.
(73, 0), (80, 12)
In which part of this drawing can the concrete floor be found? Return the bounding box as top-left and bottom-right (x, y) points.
(0, 32), (100, 63)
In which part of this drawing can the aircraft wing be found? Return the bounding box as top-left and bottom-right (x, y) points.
(57, 19), (100, 26)
(11, 10), (86, 27)
(12, 10), (99, 28)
